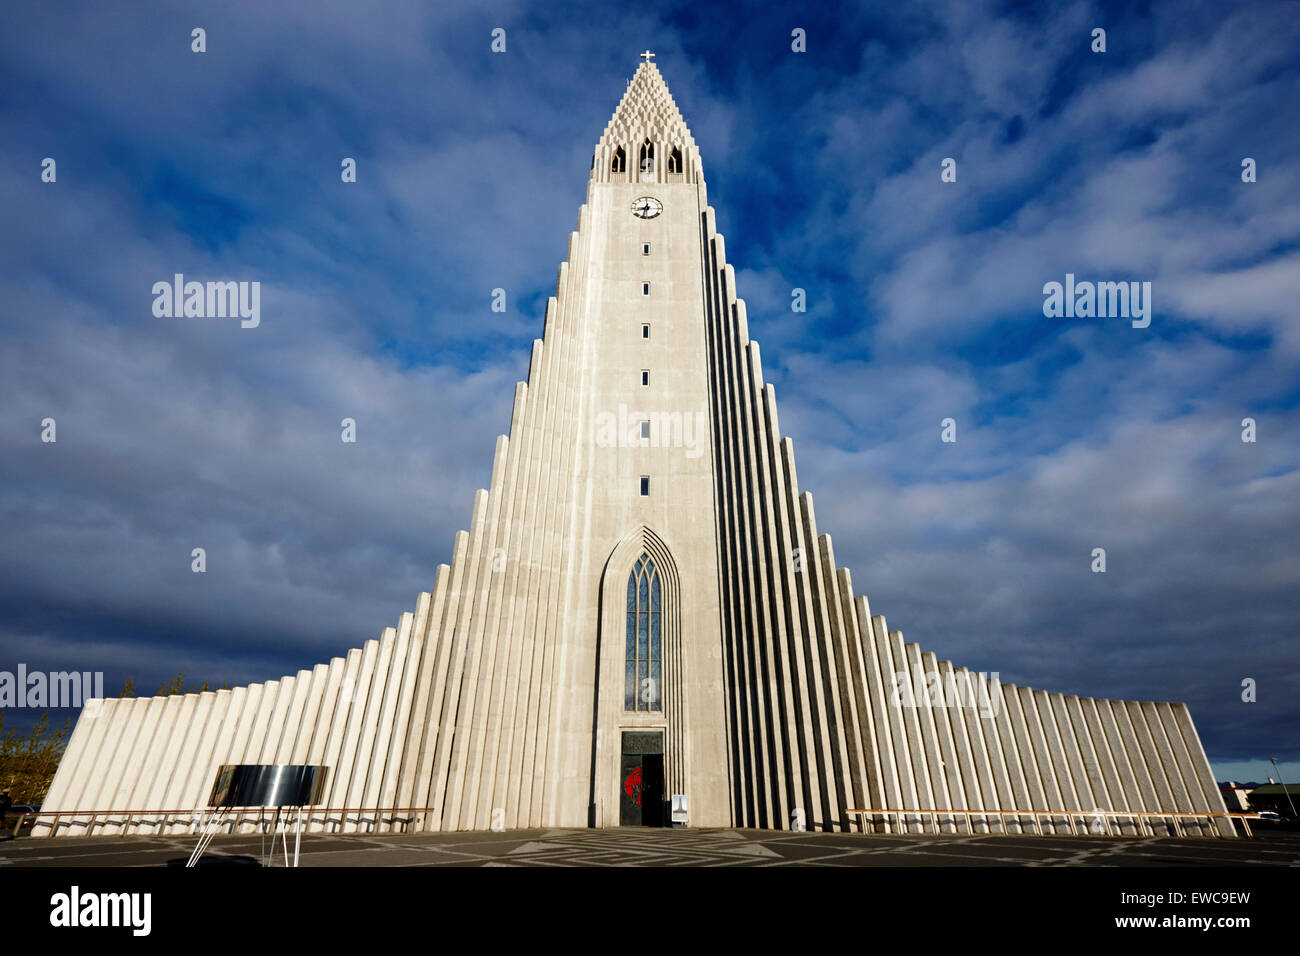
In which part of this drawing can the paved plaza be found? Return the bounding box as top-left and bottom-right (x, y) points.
(3, 827), (1298, 867)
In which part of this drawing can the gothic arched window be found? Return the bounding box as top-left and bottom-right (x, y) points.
(638, 138), (655, 175)
(668, 146), (682, 174)
(612, 146), (626, 174)
(625, 553), (662, 711)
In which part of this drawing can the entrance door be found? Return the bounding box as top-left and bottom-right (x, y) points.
(619, 731), (665, 827)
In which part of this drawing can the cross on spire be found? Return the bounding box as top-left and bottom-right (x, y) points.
(640, 50), (655, 62)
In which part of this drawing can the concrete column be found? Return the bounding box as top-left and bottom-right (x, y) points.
(102, 697), (162, 836)
(1169, 702), (1234, 836)
(855, 596), (902, 833)
(724, 328), (775, 826)
(1106, 700), (1160, 834)
(1124, 700), (1179, 834)
(377, 606), (426, 833)
(890, 631), (935, 832)
(333, 638), (382, 833)
(794, 502), (853, 830)
(175, 689), (231, 835)
(1142, 700), (1201, 835)
(356, 622), (410, 831)
(426, 489), (493, 830)
(748, 383), (797, 829)
(302, 658), (347, 831)
(156, 691), (217, 835)
(938, 660), (986, 833)
(1077, 697), (1132, 834)
(133, 694), (190, 834)
(395, 575), (449, 830)
(1028, 689), (1075, 830)
(414, 532), (472, 830)
(875, 617), (923, 832)
(1094, 697), (1147, 833)
(755, 384), (802, 828)
(446, 438), (512, 831)
(1002, 685), (1051, 833)
(975, 675), (1023, 833)
(910, 646), (955, 832)
(287, 663), (330, 766)
(745, 342), (795, 829)
(1063, 695), (1112, 833)
(813, 531), (869, 831)
(314, 651), (360, 832)
(837, 569), (888, 831)
(65, 698), (131, 835)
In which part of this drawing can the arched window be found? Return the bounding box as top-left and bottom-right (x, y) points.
(668, 146), (682, 174)
(638, 138), (655, 175)
(612, 146), (626, 174)
(625, 553), (662, 711)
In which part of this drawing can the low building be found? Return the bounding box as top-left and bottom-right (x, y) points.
(1247, 783), (1299, 817)
(1219, 782), (1252, 812)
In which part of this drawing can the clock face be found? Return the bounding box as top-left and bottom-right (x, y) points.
(632, 196), (663, 219)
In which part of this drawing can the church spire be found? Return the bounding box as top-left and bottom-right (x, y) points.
(593, 57), (700, 184)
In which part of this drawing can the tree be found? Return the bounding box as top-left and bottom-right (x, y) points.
(155, 671), (227, 696)
(0, 710), (72, 804)
(1, 670), (225, 807)
(119, 671), (228, 698)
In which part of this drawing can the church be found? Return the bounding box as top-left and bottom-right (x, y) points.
(36, 56), (1232, 838)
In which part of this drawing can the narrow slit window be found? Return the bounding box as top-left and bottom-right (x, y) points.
(639, 476), (650, 497)
(642, 282), (650, 296)
(642, 243), (651, 256)
(640, 420), (651, 440)
(641, 369), (649, 386)
(641, 324), (650, 339)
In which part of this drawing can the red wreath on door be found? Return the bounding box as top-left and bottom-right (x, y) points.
(624, 766), (643, 806)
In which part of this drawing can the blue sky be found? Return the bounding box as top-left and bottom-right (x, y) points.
(1, 0), (1297, 783)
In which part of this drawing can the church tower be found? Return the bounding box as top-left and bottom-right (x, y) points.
(37, 56), (1232, 838)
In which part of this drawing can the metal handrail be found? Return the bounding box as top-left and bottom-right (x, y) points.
(10, 805), (1264, 838)
(20, 806), (445, 838)
(842, 807), (1260, 838)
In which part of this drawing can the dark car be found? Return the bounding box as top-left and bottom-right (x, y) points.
(5, 805), (42, 833)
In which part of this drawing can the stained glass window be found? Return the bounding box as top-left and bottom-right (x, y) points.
(625, 553), (662, 711)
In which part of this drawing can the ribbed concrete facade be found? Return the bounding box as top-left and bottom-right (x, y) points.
(37, 60), (1230, 838)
